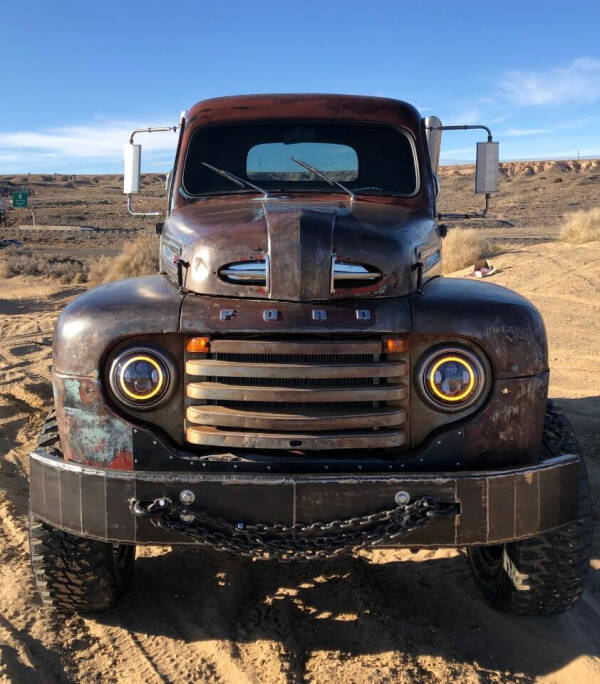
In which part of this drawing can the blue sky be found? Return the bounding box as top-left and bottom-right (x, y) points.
(1, 0), (600, 173)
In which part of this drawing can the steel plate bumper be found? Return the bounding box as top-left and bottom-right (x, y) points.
(29, 451), (580, 548)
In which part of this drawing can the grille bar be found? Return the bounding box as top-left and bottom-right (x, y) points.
(186, 425), (407, 450)
(186, 359), (406, 379)
(187, 381), (407, 403)
(187, 405), (407, 431)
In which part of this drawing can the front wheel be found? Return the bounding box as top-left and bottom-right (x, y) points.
(29, 512), (135, 613)
(29, 514), (135, 613)
(29, 412), (135, 613)
(467, 402), (593, 615)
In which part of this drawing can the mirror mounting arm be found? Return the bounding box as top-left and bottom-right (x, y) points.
(125, 125), (180, 217)
(426, 124), (499, 221)
(129, 126), (178, 144)
(430, 124), (493, 143)
(438, 194), (492, 221)
(127, 194), (162, 217)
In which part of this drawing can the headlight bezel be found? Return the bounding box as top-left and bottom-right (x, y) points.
(108, 345), (175, 410)
(415, 345), (488, 412)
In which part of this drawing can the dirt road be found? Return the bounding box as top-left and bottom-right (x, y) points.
(1, 241), (599, 683)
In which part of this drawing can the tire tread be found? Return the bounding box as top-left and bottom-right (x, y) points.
(29, 413), (134, 613)
(468, 400), (592, 615)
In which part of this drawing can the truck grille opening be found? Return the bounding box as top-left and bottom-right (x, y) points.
(184, 338), (408, 451)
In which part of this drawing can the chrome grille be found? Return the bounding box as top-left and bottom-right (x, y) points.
(185, 338), (408, 451)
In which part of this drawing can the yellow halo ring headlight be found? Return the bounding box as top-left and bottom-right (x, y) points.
(109, 347), (172, 408)
(418, 347), (486, 412)
(118, 355), (165, 401)
(428, 355), (476, 403)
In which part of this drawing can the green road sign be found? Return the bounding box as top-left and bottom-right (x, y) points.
(13, 191), (28, 208)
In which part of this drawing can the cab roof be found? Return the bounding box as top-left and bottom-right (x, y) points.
(186, 94), (423, 134)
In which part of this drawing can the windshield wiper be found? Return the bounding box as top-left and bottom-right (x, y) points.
(291, 157), (356, 201)
(201, 162), (271, 199)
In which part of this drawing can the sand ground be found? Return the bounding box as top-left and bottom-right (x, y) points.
(0, 163), (599, 682)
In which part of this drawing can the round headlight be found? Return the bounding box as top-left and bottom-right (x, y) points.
(418, 347), (486, 411)
(110, 348), (170, 407)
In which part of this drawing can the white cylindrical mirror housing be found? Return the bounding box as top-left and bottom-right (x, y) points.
(124, 143), (141, 194)
(424, 116), (442, 175)
(475, 142), (499, 194)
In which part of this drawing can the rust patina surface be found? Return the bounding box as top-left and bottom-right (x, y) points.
(165, 199), (440, 299)
(162, 94), (439, 299)
(53, 374), (134, 469)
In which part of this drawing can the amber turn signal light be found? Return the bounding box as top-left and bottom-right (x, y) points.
(186, 336), (211, 353)
(384, 337), (408, 354)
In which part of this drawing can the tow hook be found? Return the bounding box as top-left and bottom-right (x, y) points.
(421, 498), (460, 519)
(130, 497), (173, 518)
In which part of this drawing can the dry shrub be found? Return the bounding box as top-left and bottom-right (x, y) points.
(442, 228), (490, 274)
(559, 207), (600, 244)
(0, 248), (87, 282)
(88, 232), (159, 286)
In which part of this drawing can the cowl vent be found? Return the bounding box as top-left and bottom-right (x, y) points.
(219, 257), (382, 292)
(331, 259), (381, 291)
(219, 259), (268, 286)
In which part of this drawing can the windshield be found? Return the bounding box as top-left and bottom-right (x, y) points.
(182, 121), (418, 197)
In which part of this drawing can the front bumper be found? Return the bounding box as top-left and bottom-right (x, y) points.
(29, 450), (580, 548)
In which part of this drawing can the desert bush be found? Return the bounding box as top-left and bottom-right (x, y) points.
(559, 207), (600, 243)
(0, 248), (87, 282)
(88, 232), (159, 286)
(442, 228), (490, 274)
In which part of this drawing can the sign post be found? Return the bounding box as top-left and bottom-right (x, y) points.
(12, 191), (28, 225)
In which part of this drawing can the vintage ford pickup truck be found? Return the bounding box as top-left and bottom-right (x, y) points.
(28, 94), (591, 615)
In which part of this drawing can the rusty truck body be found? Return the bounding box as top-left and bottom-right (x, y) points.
(28, 95), (592, 615)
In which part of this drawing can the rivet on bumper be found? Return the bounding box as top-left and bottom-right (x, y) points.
(180, 489), (195, 505)
(394, 490), (410, 505)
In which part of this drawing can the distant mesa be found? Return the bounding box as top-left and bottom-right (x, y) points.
(438, 158), (600, 178)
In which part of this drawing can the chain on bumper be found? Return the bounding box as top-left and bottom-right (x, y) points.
(130, 495), (459, 562)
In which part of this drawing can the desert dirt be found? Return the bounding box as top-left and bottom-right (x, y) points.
(0, 161), (599, 683)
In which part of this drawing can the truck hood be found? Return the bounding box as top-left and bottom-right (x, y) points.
(162, 197), (440, 301)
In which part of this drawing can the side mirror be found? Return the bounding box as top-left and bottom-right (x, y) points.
(475, 142), (499, 194)
(123, 143), (141, 194)
(424, 116), (442, 174)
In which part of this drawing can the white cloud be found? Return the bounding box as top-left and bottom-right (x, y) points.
(444, 108), (482, 125)
(487, 112), (512, 124)
(501, 127), (553, 136)
(499, 57), (600, 106)
(0, 120), (178, 161)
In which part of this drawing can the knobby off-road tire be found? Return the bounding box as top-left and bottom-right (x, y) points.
(29, 412), (135, 613)
(467, 401), (593, 615)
